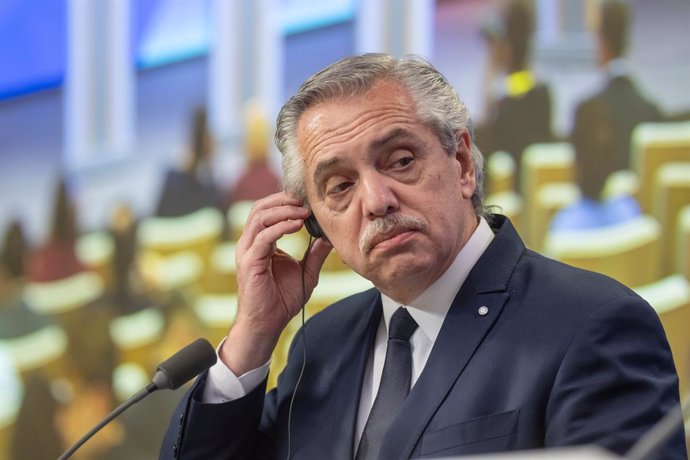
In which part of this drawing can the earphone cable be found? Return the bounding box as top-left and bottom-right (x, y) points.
(286, 236), (314, 460)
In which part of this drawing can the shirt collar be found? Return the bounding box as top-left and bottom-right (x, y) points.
(380, 216), (495, 343)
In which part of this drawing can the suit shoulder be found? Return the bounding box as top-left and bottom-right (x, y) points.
(517, 248), (642, 312)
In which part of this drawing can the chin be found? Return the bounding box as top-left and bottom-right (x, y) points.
(366, 253), (437, 288)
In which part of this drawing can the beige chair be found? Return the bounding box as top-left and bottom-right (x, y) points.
(544, 214), (662, 288)
(677, 205), (690, 279)
(0, 322), (68, 378)
(137, 208), (222, 297)
(202, 242), (237, 295)
(194, 294), (238, 345)
(138, 250), (204, 296)
(76, 231), (115, 291)
(634, 274), (690, 396)
(531, 183), (580, 251)
(487, 151), (517, 196)
(520, 143), (575, 244)
(601, 169), (640, 201)
(631, 120), (690, 212)
(24, 271), (105, 336)
(0, 348), (22, 460)
(138, 207), (224, 261)
(652, 163), (690, 276)
(112, 362), (150, 403)
(227, 200), (254, 241)
(277, 231), (310, 261)
(109, 307), (165, 372)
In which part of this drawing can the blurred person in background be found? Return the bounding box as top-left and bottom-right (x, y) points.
(1, 260), (65, 460)
(0, 219), (28, 279)
(155, 107), (225, 218)
(475, 0), (553, 183)
(10, 372), (62, 460)
(25, 177), (85, 283)
(106, 202), (154, 315)
(551, 99), (641, 231)
(54, 301), (123, 460)
(227, 101), (281, 205)
(570, 0), (662, 193)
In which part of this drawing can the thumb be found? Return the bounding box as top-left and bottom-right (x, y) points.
(302, 238), (333, 281)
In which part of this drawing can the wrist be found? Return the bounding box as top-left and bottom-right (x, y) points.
(220, 322), (279, 376)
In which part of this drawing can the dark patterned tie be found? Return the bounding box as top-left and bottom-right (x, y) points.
(356, 307), (418, 460)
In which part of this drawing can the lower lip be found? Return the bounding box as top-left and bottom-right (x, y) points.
(371, 230), (417, 252)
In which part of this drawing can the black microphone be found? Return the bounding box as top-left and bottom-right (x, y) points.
(152, 337), (217, 390)
(57, 338), (217, 460)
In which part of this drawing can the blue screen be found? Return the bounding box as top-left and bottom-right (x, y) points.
(0, 0), (67, 99)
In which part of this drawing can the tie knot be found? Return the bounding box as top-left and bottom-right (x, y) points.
(388, 307), (418, 341)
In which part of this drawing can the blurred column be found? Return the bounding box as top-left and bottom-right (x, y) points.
(64, 0), (135, 169)
(209, 0), (283, 145)
(356, 0), (434, 59)
(534, 0), (596, 66)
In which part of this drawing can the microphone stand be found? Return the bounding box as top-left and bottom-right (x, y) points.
(626, 392), (690, 460)
(57, 383), (158, 460)
(56, 338), (216, 460)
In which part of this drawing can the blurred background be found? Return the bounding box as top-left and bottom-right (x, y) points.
(1, 0), (689, 458)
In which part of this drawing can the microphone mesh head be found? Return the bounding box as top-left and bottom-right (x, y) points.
(155, 338), (217, 390)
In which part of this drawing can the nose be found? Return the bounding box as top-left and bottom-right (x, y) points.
(360, 172), (399, 219)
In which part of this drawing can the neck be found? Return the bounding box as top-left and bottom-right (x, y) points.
(378, 215), (480, 305)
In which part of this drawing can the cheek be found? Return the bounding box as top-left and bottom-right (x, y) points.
(324, 214), (360, 249)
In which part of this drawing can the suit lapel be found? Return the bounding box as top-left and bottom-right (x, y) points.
(378, 216), (524, 459)
(292, 292), (382, 460)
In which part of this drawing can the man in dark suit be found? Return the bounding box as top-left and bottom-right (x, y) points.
(476, 0), (553, 185)
(160, 54), (685, 459)
(571, 0), (661, 197)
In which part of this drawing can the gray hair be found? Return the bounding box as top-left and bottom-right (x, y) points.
(275, 53), (487, 217)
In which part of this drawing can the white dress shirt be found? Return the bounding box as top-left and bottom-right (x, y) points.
(203, 217), (495, 450)
(353, 217), (494, 448)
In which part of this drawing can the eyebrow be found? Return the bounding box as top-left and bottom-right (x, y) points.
(313, 157), (345, 193)
(311, 128), (420, 195)
(372, 127), (417, 150)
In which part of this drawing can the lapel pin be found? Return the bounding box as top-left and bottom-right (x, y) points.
(478, 306), (489, 316)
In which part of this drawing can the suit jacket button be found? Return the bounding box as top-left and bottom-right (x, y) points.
(173, 444), (178, 457)
(179, 414), (184, 426)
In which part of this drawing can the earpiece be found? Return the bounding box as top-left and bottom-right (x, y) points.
(304, 214), (326, 240)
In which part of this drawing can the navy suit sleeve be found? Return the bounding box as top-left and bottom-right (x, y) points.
(544, 295), (687, 459)
(159, 372), (271, 460)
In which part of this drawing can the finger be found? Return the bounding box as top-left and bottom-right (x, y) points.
(240, 218), (306, 266)
(302, 238), (333, 283)
(248, 205), (310, 237)
(237, 202), (309, 255)
(237, 209), (308, 261)
(247, 192), (304, 216)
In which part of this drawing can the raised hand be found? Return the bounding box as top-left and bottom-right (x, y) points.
(220, 193), (332, 375)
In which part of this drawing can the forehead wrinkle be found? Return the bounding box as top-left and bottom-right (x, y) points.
(302, 104), (416, 163)
(371, 127), (421, 150)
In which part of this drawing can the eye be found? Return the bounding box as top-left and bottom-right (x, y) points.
(394, 156), (414, 168)
(387, 150), (415, 170)
(326, 179), (353, 196)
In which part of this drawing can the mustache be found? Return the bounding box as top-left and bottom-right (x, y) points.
(359, 214), (426, 254)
